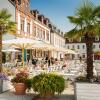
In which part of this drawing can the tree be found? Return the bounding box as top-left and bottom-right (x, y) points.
(0, 9), (16, 93)
(0, 9), (16, 72)
(65, 1), (100, 80)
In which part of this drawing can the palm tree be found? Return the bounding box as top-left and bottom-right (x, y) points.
(65, 1), (100, 80)
(0, 9), (16, 92)
(0, 9), (16, 72)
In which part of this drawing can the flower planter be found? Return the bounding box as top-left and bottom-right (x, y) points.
(43, 93), (54, 100)
(14, 83), (26, 95)
(75, 82), (100, 100)
(39, 93), (54, 100)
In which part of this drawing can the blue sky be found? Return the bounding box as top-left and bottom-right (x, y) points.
(30, 0), (100, 33)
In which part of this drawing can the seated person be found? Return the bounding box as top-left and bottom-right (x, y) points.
(32, 58), (37, 65)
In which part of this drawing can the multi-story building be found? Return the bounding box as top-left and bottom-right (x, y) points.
(49, 23), (65, 59)
(65, 37), (100, 60)
(1, 0), (66, 60)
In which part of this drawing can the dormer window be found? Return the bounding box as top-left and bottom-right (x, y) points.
(18, 0), (21, 5)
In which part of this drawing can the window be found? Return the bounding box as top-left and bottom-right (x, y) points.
(55, 37), (57, 45)
(93, 45), (95, 49)
(37, 28), (40, 38)
(25, 3), (29, 12)
(77, 54), (80, 58)
(46, 31), (49, 41)
(43, 31), (45, 40)
(95, 37), (99, 41)
(67, 45), (69, 49)
(69, 39), (73, 42)
(83, 45), (85, 49)
(77, 45), (80, 49)
(39, 29), (42, 39)
(72, 45), (74, 49)
(33, 26), (36, 36)
(82, 54), (85, 58)
(27, 23), (30, 33)
(20, 19), (24, 31)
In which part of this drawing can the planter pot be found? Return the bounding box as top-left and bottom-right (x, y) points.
(40, 93), (54, 100)
(14, 83), (26, 95)
(75, 82), (100, 100)
(44, 93), (54, 100)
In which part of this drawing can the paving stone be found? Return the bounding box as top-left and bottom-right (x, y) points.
(0, 83), (75, 100)
(0, 91), (75, 100)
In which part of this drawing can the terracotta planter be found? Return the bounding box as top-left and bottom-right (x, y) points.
(14, 83), (26, 95)
(40, 93), (54, 100)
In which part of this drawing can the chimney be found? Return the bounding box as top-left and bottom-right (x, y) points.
(31, 10), (39, 19)
(58, 29), (60, 33)
(44, 18), (49, 26)
(53, 26), (57, 32)
(38, 15), (44, 24)
(48, 23), (52, 28)
(61, 31), (63, 36)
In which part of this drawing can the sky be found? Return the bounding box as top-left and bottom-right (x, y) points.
(30, 0), (100, 33)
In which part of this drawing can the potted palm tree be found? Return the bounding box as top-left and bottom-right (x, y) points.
(0, 9), (16, 93)
(64, 1), (100, 100)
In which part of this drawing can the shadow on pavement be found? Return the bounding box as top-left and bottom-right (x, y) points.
(32, 94), (75, 100)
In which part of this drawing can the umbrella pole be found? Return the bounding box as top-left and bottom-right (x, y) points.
(22, 47), (24, 67)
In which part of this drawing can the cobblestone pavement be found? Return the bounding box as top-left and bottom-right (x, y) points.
(0, 91), (34, 100)
(0, 91), (75, 100)
(0, 82), (75, 100)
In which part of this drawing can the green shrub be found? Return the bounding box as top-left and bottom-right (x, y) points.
(76, 75), (88, 82)
(76, 75), (98, 83)
(32, 73), (65, 96)
(26, 78), (33, 91)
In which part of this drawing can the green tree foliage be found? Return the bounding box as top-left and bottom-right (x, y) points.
(65, 0), (100, 80)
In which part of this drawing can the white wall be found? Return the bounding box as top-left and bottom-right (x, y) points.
(0, 0), (15, 21)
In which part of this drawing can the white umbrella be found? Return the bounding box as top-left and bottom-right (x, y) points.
(2, 48), (20, 52)
(3, 38), (41, 66)
(3, 38), (39, 47)
(27, 41), (56, 51)
(65, 49), (78, 54)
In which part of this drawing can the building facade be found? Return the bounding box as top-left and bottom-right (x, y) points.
(1, 0), (66, 60)
(49, 24), (65, 59)
(65, 37), (100, 60)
